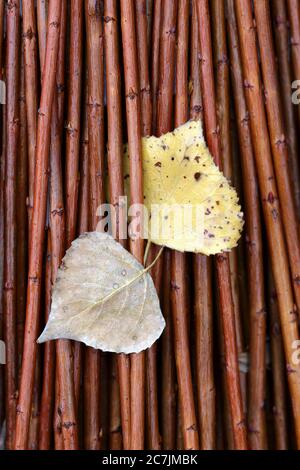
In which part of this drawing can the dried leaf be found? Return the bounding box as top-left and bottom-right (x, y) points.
(124, 120), (244, 255)
(38, 232), (165, 354)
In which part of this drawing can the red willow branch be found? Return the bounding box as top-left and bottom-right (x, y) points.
(77, 81), (89, 238)
(196, 0), (247, 450)
(64, 0), (83, 423)
(0, 0), (5, 431)
(4, 0), (20, 450)
(253, 0), (300, 321)
(108, 356), (122, 450)
(103, 0), (130, 450)
(120, 0), (145, 450)
(74, 79), (88, 413)
(190, 2), (203, 122)
(74, 92), (89, 435)
(268, 271), (289, 450)
(145, 241), (164, 449)
(16, 48), (28, 376)
(39, 236), (55, 449)
(135, 0), (161, 451)
(143, 0), (164, 449)
(146, 0), (153, 52)
(14, 0), (61, 449)
(235, 0), (300, 448)
(287, 0), (300, 131)
(19, 48), (40, 452)
(150, 0), (161, 135)
(37, 0), (48, 69)
(0, 0), (4, 76)
(160, 251), (176, 449)
(35, 0), (57, 451)
(84, 0), (105, 450)
(135, 0), (152, 136)
(191, 0), (215, 450)
(212, 0), (246, 448)
(172, 0), (199, 451)
(65, 0), (83, 248)
(273, 0), (300, 216)
(51, 95), (78, 450)
(212, 0), (246, 412)
(155, 0), (177, 450)
(56, 0), (67, 128)
(226, 0), (267, 449)
(156, 0), (176, 136)
(22, 0), (38, 231)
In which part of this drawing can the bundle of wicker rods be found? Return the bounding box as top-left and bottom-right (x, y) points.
(0, 0), (299, 451)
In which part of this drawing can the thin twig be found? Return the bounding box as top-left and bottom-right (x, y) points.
(268, 269), (289, 450)
(150, 0), (161, 135)
(120, 0), (145, 449)
(253, 0), (300, 320)
(56, 0), (67, 128)
(196, 0), (247, 450)
(172, 0), (199, 451)
(16, 46), (28, 376)
(161, 250), (176, 449)
(287, 0), (300, 134)
(84, 0), (105, 449)
(39, 236), (55, 449)
(135, 0), (152, 136)
(190, 0), (215, 450)
(65, 0), (83, 248)
(235, 0), (300, 447)
(22, 0), (38, 232)
(273, 0), (300, 216)
(4, 0), (20, 449)
(226, 0), (267, 449)
(14, 0), (61, 449)
(104, 0), (131, 450)
(51, 95), (78, 450)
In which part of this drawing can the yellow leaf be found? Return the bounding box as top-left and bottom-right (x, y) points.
(124, 120), (244, 255)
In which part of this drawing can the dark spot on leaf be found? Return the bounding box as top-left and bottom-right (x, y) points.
(194, 172), (201, 181)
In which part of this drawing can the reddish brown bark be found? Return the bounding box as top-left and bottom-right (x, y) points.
(39, 236), (56, 450)
(236, 0), (300, 447)
(273, 0), (300, 215)
(120, 0), (145, 449)
(172, 0), (199, 451)
(14, 0), (61, 449)
(65, 0), (83, 248)
(4, 0), (20, 449)
(196, 0), (247, 450)
(226, 0), (267, 449)
(22, 0), (38, 231)
(104, 0), (131, 450)
(191, 0), (215, 450)
(84, 0), (105, 450)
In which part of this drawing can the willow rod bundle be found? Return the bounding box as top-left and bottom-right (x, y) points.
(1, 0), (300, 453)
(14, 0), (61, 449)
(235, 0), (300, 447)
(120, 0), (145, 450)
(196, 0), (247, 450)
